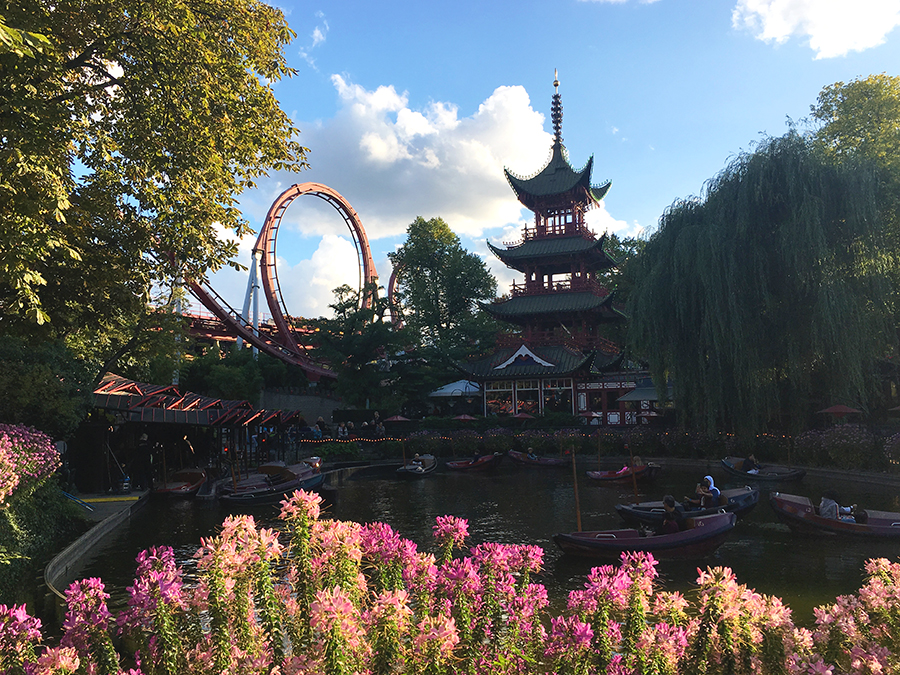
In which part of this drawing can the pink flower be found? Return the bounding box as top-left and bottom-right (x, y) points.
(279, 489), (323, 521)
(31, 646), (80, 674)
(413, 615), (459, 658)
(433, 515), (469, 550)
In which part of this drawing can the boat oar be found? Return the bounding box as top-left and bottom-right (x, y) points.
(571, 445), (582, 532)
(627, 442), (639, 504)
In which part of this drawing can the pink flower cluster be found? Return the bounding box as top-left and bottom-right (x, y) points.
(0, 424), (60, 504)
(10, 489), (900, 674)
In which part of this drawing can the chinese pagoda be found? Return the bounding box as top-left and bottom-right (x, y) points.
(462, 73), (644, 425)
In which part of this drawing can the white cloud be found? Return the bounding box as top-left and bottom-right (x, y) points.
(733, 0), (900, 59)
(292, 76), (553, 240)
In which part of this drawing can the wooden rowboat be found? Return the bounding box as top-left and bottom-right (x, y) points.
(769, 492), (900, 538)
(446, 452), (503, 471)
(615, 486), (759, 527)
(396, 454), (438, 477)
(153, 467), (207, 497)
(721, 456), (806, 482)
(553, 512), (736, 560)
(586, 462), (661, 483)
(507, 449), (567, 467)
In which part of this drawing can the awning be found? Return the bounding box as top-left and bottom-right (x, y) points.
(618, 384), (674, 402)
(428, 380), (482, 397)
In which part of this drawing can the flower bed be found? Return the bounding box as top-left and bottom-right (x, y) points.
(0, 424), (60, 506)
(3, 489), (900, 674)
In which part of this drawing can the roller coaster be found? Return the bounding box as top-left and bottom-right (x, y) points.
(188, 183), (378, 381)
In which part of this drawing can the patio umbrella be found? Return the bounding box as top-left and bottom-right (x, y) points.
(453, 414), (477, 421)
(512, 412), (534, 419)
(817, 405), (863, 416)
(384, 415), (411, 422)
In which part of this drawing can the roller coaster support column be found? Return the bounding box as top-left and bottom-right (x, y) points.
(237, 248), (263, 357)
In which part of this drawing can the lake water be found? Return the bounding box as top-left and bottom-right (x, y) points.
(69, 458), (900, 626)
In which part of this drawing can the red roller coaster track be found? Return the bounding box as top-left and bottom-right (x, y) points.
(189, 183), (378, 381)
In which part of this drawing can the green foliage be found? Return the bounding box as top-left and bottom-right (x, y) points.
(309, 283), (410, 411)
(0, 480), (88, 603)
(388, 216), (499, 358)
(180, 346), (264, 402)
(0, 336), (92, 439)
(1, 0), (307, 373)
(629, 131), (891, 435)
(315, 441), (361, 460)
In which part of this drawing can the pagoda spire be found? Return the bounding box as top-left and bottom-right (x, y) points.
(551, 69), (563, 144)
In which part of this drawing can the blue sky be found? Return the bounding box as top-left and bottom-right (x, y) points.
(202, 0), (900, 321)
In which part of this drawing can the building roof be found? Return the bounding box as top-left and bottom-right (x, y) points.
(481, 292), (624, 323)
(487, 234), (617, 272)
(504, 142), (611, 211)
(458, 344), (593, 379)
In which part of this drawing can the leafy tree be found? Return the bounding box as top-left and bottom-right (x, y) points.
(0, 337), (93, 439)
(180, 346), (264, 403)
(628, 132), (891, 435)
(811, 73), (900, 326)
(388, 217), (499, 360)
(309, 284), (410, 411)
(1, 0), (307, 376)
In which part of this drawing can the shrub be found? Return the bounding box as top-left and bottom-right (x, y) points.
(482, 427), (515, 454)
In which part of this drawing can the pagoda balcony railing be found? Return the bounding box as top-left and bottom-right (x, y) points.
(510, 277), (610, 297)
(503, 222), (595, 247)
(496, 330), (620, 353)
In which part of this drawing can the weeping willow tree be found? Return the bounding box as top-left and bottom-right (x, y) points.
(628, 132), (893, 435)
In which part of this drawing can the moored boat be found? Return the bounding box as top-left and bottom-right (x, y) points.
(396, 454), (438, 477)
(219, 457), (323, 505)
(586, 462), (661, 483)
(615, 486), (759, 527)
(507, 449), (567, 467)
(721, 456), (805, 482)
(446, 452), (504, 471)
(153, 467), (207, 497)
(553, 511), (736, 560)
(769, 492), (900, 538)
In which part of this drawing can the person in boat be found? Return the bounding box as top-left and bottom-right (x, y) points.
(657, 494), (685, 535)
(620, 455), (643, 474)
(742, 454), (761, 474)
(819, 490), (857, 522)
(473, 442), (485, 461)
(527, 447), (538, 460)
(684, 475), (720, 509)
(410, 453), (424, 469)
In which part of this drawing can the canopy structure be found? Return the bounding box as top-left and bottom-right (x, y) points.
(817, 405), (863, 415)
(618, 384), (674, 402)
(429, 380), (482, 398)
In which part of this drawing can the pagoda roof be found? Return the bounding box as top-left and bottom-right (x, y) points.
(505, 141), (611, 210)
(481, 292), (624, 323)
(459, 344), (593, 379)
(488, 234), (617, 272)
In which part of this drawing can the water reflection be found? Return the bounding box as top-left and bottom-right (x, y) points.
(71, 461), (899, 624)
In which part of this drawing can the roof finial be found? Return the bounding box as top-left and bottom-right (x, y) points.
(551, 70), (563, 144)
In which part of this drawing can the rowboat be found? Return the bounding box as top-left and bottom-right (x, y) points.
(553, 512), (736, 560)
(615, 486), (759, 527)
(219, 457), (323, 505)
(721, 456), (806, 482)
(769, 492), (900, 538)
(446, 452), (504, 471)
(153, 468), (207, 497)
(396, 454), (438, 477)
(586, 462), (661, 483)
(507, 449), (567, 467)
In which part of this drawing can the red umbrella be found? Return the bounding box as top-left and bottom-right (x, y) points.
(453, 414), (477, 421)
(817, 405), (863, 415)
(513, 412), (535, 419)
(384, 415), (411, 422)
